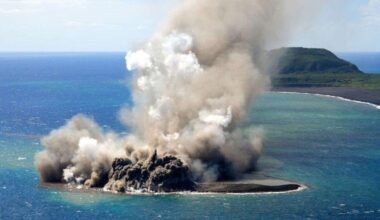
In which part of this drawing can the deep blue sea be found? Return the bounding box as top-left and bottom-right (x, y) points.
(0, 53), (379, 219)
(338, 52), (380, 74)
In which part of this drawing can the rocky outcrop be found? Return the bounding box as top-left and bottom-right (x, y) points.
(104, 151), (195, 192)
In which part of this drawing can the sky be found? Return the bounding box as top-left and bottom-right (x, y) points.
(0, 0), (379, 52)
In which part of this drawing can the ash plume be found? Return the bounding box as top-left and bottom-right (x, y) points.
(36, 0), (304, 191)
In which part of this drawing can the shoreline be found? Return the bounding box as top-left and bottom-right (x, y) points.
(272, 87), (380, 109)
(40, 178), (306, 195)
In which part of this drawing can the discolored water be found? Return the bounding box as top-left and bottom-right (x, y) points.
(0, 53), (379, 219)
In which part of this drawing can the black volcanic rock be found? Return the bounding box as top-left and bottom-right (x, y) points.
(105, 151), (195, 192)
(268, 47), (362, 74)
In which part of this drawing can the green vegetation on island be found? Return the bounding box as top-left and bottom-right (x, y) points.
(269, 47), (362, 74)
(273, 72), (380, 90)
(270, 47), (380, 90)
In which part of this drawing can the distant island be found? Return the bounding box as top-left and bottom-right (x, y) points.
(270, 47), (380, 106)
(270, 47), (362, 74)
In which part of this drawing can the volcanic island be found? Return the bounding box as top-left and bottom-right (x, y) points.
(41, 150), (304, 194)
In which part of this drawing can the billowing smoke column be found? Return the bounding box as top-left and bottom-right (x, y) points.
(36, 0), (291, 192)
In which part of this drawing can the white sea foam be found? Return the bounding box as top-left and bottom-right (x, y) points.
(275, 91), (380, 110)
(98, 184), (308, 196)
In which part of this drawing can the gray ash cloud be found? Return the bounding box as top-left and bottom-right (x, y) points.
(36, 0), (317, 192)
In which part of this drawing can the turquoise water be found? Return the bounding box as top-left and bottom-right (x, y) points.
(1, 53), (380, 219)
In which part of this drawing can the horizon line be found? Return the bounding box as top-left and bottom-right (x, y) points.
(0, 51), (126, 53)
(1, 50), (380, 54)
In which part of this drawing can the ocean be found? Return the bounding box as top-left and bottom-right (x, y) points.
(338, 52), (380, 74)
(0, 53), (379, 219)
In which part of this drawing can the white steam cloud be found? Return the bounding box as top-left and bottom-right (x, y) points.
(36, 0), (311, 188)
